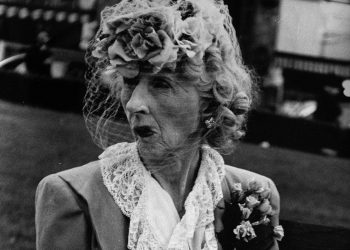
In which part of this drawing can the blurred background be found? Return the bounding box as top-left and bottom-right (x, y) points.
(0, 0), (349, 249)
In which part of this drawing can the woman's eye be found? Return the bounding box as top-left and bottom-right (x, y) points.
(152, 79), (171, 89)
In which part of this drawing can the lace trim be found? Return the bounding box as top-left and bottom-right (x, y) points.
(128, 182), (164, 249)
(100, 142), (226, 249)
(99, 142), (146, 217)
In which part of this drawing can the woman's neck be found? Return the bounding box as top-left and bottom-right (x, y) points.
(143, 146), (201, 217)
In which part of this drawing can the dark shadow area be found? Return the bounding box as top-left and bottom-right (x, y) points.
(246, 110), (350, 158)
(279, 220), (350, 250)
(0, 69), (85, 113)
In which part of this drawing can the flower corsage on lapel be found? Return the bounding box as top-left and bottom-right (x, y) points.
(215, 179), (284, 250)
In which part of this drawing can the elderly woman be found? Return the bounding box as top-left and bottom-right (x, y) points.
(35, 0), (283, 249)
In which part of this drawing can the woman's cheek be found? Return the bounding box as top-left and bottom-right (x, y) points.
(161, 98), (200, 126)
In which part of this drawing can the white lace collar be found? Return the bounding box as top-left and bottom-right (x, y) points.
(100, 142), (225, 250)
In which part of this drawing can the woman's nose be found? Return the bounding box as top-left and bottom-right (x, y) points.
(125, 82), (150, 114)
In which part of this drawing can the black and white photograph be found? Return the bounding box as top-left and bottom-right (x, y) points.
(0, 0), (349, 249)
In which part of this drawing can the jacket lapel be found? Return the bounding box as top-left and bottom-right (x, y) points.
(59, 161), (129, 250)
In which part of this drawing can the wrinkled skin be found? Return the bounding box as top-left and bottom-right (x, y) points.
(120, 73), (202, 161)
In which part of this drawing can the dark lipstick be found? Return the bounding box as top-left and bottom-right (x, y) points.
(133, 126), (155, 138)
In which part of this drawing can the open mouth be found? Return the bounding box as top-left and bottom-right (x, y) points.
(133, 126), (155, 138)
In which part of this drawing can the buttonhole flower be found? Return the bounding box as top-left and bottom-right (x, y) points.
(233, 221), (256, 242)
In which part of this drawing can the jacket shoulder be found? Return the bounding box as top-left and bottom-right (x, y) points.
(37, 160), (105, 207)
(224, 164), (274, 188)
(58, 160), (102, 191)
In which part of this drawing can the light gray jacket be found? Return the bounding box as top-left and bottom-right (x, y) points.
(35, 161), (280, 249)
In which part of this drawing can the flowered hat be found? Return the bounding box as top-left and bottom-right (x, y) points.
(91, 0), (236, 77)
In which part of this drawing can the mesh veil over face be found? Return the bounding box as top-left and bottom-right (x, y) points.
(83, 0), (253, 151)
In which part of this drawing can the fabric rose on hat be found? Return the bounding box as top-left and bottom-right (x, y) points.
(92, 8), (179, 77)
(92, 34), (114, 60)
(175, 17), (212, 61)
(173, 0), (213, 61)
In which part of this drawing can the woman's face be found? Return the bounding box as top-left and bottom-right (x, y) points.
(120, 73), (201, 158)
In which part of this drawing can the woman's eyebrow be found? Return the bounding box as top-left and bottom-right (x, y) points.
(152, 75), (173, 82)
(153, 75), (189, 92)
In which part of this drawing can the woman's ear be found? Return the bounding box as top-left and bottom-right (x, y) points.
(200, 98), (219, 118)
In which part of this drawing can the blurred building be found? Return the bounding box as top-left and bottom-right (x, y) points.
(274, 0), (350, 123)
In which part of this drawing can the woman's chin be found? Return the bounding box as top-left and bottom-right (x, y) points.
(136, 137), (168, 160)
(135, 133), (158, 144)
(136, 135), (157, 151)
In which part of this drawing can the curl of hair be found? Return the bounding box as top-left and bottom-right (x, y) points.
(179, 36), (257, 154)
